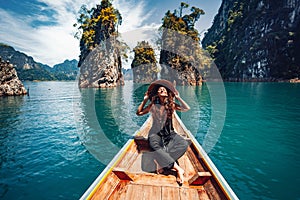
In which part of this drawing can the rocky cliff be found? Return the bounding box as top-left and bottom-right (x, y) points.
(75, 0), (124, 88)
(0, 44), (53, 80)
(131, 41), (158, 83)
(159, 3), (205, 85)
(0, 57), (27, 96)
(202, 0), (300, 81)
(78, 41), (124, 88)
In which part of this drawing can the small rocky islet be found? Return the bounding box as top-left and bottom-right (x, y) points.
(0, 57), (27, 96)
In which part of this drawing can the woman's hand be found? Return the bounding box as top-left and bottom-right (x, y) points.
(144, 91), (149, 101)
(136, 91), (152, 116)
(173, 89), (190, 112)
(174, 90), (180, 99)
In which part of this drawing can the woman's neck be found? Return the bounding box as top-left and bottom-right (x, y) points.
(159, 96), (166, 104)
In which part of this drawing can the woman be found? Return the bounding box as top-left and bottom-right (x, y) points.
(136, 80), (190, 185)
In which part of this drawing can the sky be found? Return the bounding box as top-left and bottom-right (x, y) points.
(0, 0), (222, 67)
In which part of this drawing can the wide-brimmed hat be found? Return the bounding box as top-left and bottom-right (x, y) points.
(147, 79), (176, 99)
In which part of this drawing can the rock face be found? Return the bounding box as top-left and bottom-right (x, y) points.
(158, 3), (205, 86)
(0, 45), (38, 71)
(75, 0), (124, 88)
(131, 41), (158, 83)
(289, 77), (300, 83)
(78, 42), (124, 88)
(0, 44), (50, 81)
(159, 38), (204, 86)
(0, 58), (27, 96)
(202, 0), (300, 81)
(159, 57), (203, 86)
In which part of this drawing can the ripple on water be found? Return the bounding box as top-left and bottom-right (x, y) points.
(0, 81), (299, 200)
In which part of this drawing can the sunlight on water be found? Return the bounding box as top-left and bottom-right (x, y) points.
(0, 81), (104, 200)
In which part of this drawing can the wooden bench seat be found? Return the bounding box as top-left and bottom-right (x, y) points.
(188, 171), (212, 185)
(134, 136), (151, 152)
(113, 168), (133, 181)
(113, 167), (212, 186)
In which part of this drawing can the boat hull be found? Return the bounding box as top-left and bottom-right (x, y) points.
(80, 114), (238, 200)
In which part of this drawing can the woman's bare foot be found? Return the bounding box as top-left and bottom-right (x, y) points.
(173, 162), (184, 186)
(154, 160), (164, 174)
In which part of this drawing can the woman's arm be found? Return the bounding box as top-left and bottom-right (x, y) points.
(174, 90), (190, 112)
(136, 92), (152, 116)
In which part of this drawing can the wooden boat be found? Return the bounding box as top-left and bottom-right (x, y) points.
(80, 114), (238, 200)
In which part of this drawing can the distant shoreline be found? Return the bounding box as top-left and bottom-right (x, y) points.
(21, 79), (300, 84)
(222, 78), (300, 83)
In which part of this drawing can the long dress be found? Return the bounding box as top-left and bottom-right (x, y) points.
(147, 101), (188, 170)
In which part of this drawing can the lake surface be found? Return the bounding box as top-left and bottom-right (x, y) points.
(0, 81), (299, 200)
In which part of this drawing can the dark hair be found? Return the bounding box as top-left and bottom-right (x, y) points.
(151, 85), (175, 117)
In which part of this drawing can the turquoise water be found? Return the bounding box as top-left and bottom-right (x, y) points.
(211, 83), (300, 200)
(0, 82), (105, 199)
(0, 81), (299, 199)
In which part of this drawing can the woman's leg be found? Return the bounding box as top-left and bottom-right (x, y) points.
(173, 161), (185, 185)
(149, 134), (175, 169)
(166, 134), (188, 161)
(166, 134), (188, 185)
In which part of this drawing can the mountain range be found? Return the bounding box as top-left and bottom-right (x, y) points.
(0, 43), (79, 81)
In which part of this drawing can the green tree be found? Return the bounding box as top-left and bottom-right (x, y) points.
(159, 2), (207, 85)
(74, 0), (123, 66)
(179, 2), (189, 17)
(131, 41), (158, 83)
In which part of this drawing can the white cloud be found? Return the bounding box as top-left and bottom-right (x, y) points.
(0, 6), (78, 66)
(0, 0), (155, 67)
(118, 25), (161, 69)
(120, 25), (160, 49)
(114, 0), (155, 32)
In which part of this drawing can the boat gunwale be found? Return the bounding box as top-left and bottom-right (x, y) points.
(174, 113), (238, 200)
(80, 117), (152, 200)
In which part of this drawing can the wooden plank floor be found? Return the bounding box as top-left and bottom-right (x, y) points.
(112, 181), (210, 200)
(106, 149), (211, 200)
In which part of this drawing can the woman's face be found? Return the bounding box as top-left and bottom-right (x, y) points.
(157, 86), (168, 97)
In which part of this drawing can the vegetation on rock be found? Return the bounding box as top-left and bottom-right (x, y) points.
(159, 2), (207, 85)
(131, 41), (158, 83)
(74, 0), (129, 88)
(202, 0), (300, 81)
(74, 0), (124, 66)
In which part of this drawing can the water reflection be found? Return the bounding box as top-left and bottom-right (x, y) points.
(74, 87), (120, 165)
(110, 81), (141, 138)
(75, 81), (151, 165)
(0, 95), (25, 195)
(0, 96), (25, 130)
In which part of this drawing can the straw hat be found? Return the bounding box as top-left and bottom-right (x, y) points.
(147, 79), (176, 99)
